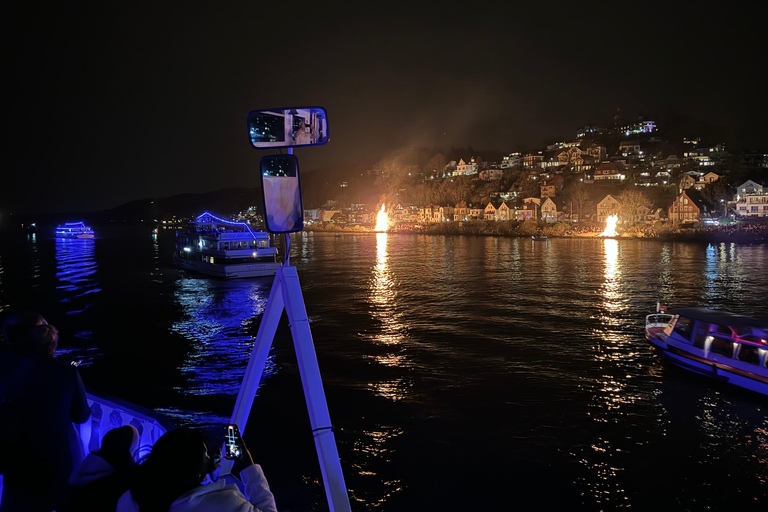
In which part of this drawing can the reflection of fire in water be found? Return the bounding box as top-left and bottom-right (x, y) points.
(375, 204), (389, 232)
(600, 215), (618, 237)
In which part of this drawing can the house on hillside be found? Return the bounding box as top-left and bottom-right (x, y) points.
(455, 158), (478, 176)
(592, 162), (624, 181)
(439, 205), (455, 221)
(479, 168), (503, 181)
(541, 197), (562, 223)
(453, 203), (468, 221)
(737, 180), (765, 196)
(734, 182), (768, 218)
(668, 189), (716, 224)
(597, 194), (622, 224)
(393, 204), (420, 223)
(679, 174), (696, 192)
(516, 197), (541, 221)
(541, 175), (564, 198)
(484, 202), (497, 221)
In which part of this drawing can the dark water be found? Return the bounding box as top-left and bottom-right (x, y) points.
(2, 228), (768, 511)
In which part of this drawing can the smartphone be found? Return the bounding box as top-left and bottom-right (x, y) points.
(224, 424), (243, 459)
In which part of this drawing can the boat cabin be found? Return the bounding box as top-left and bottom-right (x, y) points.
(664, 308), (768, 369)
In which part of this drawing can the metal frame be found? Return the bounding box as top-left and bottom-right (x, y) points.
(229, 262), (351, 512)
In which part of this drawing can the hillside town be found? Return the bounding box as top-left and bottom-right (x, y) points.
(297, 113), (767, 238)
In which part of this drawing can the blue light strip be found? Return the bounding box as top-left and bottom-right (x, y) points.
(195, 212), (258, 239)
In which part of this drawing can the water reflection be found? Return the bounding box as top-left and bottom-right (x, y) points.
(171, 277), (275, 398)
(55, 238), (100, 313)
(349, 425), (404, 508)
(367, 233), (411, 401)
(602, 239), (621, 314)
(581, 238), (635, 506)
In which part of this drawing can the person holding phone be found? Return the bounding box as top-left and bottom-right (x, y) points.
(116, 427), (276, 512)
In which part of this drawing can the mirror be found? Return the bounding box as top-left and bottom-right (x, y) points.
(260, 154), (304, 233)
(248, 107), (329, 149)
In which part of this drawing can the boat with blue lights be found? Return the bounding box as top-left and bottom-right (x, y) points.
(55, 222), (95, 239)
(173, 212), (281, 278)
(645, 306), (768, 396)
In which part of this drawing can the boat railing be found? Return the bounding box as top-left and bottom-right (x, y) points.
(646, 313), (674, 329)
(77, 388), (175, 461)
(0, 389), (173, 506)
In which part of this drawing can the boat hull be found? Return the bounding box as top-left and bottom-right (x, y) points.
(173, 253), (280, 278)
(646, 327), (768, 396)
(55, 234), (95, 239)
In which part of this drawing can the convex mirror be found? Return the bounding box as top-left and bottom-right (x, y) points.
(260, 154), (304, 233)
(248, 107), (329, 149)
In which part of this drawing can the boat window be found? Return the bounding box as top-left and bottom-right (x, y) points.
(736, 343), (761, 366)
(710, 338), (733, 357)
(713, 324), (732, 336)
(733, 326), (751, 337)
(673, 317), (694, 340)
(692, 322), (711, 348)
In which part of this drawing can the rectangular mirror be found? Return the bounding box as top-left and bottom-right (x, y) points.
(248, 107), (329, 149)
(260, 154), (304, 233)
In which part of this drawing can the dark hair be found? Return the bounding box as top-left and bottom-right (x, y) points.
(1, 310), (45, 348)
(98, 425), (138, 474)
(130, 429), (209, 512)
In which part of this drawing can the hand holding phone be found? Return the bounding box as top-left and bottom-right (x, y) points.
(224, 424), (243, 459)
(223, 423), (255, 479)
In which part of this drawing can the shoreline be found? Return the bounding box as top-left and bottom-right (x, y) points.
(304, 224), (768, 245)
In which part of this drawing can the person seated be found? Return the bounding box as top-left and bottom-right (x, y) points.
(116, 428), (277, 512)
(67, 425), (140, 512)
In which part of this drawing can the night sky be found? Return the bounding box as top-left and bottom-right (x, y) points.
(5, 2), (766, 215)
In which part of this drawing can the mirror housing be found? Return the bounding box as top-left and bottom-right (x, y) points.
(259, 154), (304, 233)
(248, 107), (329, 149)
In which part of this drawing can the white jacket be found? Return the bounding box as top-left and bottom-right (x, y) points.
(116, 464), (277, 512)
(69, 453), (115, 486)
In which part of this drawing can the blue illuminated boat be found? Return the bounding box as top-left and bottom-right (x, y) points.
(173, 212), (281, 278)
(55, 222), (95, 239)
(645, 306), (768, 396)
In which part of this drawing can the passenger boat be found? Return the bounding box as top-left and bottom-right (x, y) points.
(173, 212), (280, 278)
(55, 222), (95, 239)
(531, 235), (548, 241)
(645, 306), (768, 396)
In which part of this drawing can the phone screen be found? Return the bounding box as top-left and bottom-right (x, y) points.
(224, 424), (242, 459)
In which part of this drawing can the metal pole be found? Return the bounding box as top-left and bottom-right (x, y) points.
(281, 265), (351, 512)
(230, 268), (285, 433)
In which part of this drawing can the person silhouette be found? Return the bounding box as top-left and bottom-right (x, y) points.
(0, 310), (90, 512)
(116, 428), (276, 512)
(67, 425), (140, 512)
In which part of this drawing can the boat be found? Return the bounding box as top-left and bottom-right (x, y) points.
(645, 306), (768, 396)
(532, 235), (548, 241)
(173, 212), (281, 278)
(55, 222), (95, 239)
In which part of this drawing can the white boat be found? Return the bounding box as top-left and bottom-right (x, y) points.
(55, 222), (95, 239)
(173, 212), (281, 278)
(645, 306), (768, 396)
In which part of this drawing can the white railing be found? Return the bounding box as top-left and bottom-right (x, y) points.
(646, 313), (674, 329)
(76, 389), (174, 461)
(0, 390), (172, 506)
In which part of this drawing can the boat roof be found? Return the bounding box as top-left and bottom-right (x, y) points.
(671, 307), (768, 330)
(189, 212), (267, 239)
